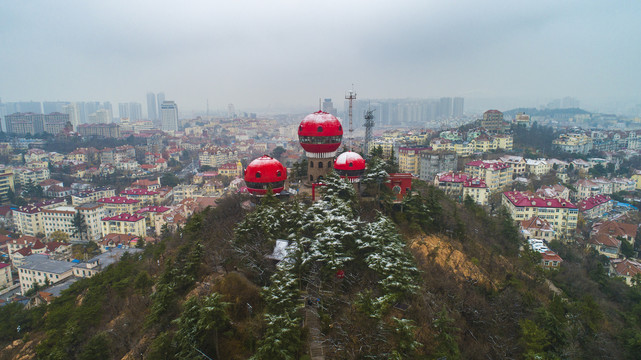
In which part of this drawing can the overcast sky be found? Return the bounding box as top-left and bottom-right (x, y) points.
(1, 0), (639, 114)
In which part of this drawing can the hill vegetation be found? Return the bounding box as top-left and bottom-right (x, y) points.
(1, 172), (641, 359)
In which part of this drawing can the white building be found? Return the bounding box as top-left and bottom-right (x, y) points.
(17, 255), (74, 295)
(161, 101), (178, 132)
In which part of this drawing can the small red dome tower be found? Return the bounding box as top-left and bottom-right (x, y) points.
(334, 151), (366, 183)
(244, 155), (287, 195)
(298, 111), (343, 182)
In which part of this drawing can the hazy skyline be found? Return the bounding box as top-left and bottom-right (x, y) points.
(1, 1), (640, 115)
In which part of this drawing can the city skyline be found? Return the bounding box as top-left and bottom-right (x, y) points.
(1, 1), (640, 115)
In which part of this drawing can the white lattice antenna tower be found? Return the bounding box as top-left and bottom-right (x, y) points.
(345, 87), (356, 151)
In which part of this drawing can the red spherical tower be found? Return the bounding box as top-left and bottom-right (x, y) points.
(298, 111), (343, 182)
(244, 155), (287, 195)
(334, 151), (366, 183)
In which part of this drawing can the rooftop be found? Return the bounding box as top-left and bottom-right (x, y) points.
(503, 191), (576, 209)
(19, 254), (75, 274)
(102, 213), (145, 222)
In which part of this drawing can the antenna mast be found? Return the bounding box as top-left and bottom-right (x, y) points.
(345, 87), (356, 151)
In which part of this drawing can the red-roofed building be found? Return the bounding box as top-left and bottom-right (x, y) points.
(101, 213), (147, 237)
(131, 178), (161, 191)
(610, 259), (641, 286)
(520, 216), (555, 242)
(98, 233), (140, 251)
(136, 206), (171, 236)
(97, 196), (141, 215)
(502, 191), (578, 241)
(577, 195), (612, 219)
(592, 221), (638, 243)
(541, 250), (563, 269)
(465, 160), (512, 191)
(588, 233), (621, 258)
(120, 188), (160, 204)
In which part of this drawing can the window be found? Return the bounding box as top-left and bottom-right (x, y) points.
(318, 162), (323, 169)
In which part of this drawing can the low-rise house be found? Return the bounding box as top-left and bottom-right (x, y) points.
(98, 233), (140, 251)
(588, 233), (621, 259)
(536, 184), (571, 200)
(592, 221), (637, 243)
(72, 248), (143, 278)
(540, 250), (563, 269)
(526, 159), (551, 176)
(499, 155), (526, 177)
(610, 258), (641, 286)
(520, 216), (556, 242)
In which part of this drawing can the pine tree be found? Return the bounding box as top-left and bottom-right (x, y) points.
(252, 260), (302, 360)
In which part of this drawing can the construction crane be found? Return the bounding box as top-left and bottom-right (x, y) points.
(363, 108), (375, 158)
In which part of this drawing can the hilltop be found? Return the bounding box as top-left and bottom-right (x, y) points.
(0, 172), (639, 359)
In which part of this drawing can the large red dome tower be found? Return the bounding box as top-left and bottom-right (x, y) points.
(244, 155), (287, 195)
(298, 111), (343, 182)
(334, 151), (366, 183)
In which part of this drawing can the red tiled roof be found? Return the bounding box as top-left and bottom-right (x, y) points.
(136, 206), (170, 214)
(15, 248), (32, 256)
(594, 221), (638, 239)
(437, 172), (468, 183)
(121, 188), (158, 196)
(577, 195), (611, 212)
(541, 250), (563, 263)
(503, 191), (576, 209)
(463, 178), (487, 188)
(589, 233), (621, 248)
(466, 160), (510, 171)
(102, 213), (145, 222)
(97, 196), (140, 204)
(611, 259), (641, 277)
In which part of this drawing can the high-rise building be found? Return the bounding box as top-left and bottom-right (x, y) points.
(16, 102), (42, 114)
(43, 102), (68, 114)
(44, 112), (70, 134)
(322, 98), (337, 117)
(147, 92), (157, 121)
(118, 103), (129, 119)
(5, 113), (45, 135)
(118, 102), (142, 121)
(129, 102), (142, 121)
(88, 109), (112, 124)
(438, 97), (453, 119)
(156, 93), (165, 120)
(160, 101), (178, 132)
(453, 97), (464, 117)
(62, 103), (80, 128)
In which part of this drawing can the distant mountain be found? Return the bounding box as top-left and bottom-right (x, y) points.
(503, 107), (591, 118)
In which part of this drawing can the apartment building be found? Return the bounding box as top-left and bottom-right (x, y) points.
(14, 199), (65, 236)
(502, 191), (578, 241)
(71, 187), (116, 205)
(101, 213), (147, 237)
(96, 196), (141, 215)
(465, 160), (512, 192)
